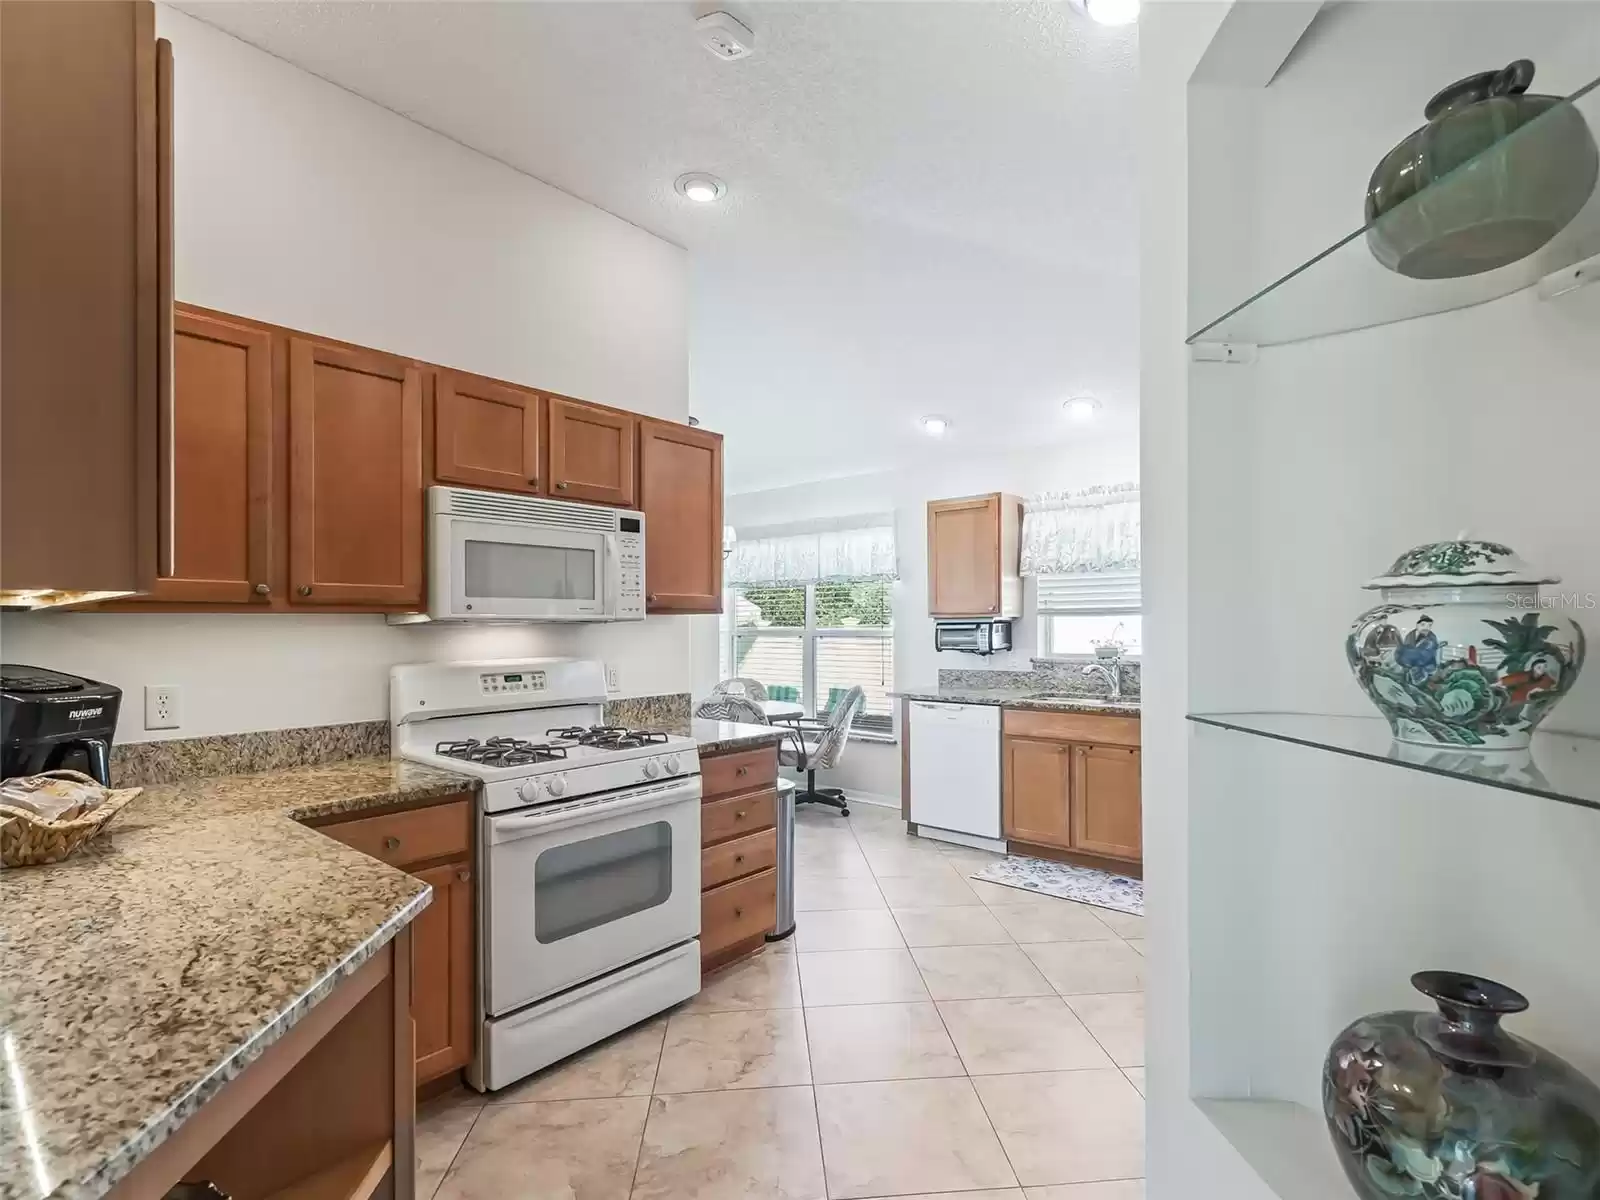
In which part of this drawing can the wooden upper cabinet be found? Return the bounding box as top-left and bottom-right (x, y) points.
(1, 1), (166, 596)
(1002, 736), (1072, 848)
(433, 370), (541, 494)
(412, 859), (475, 1085)
(141, 311), (274, 603)
(639, 419), (723, 613)
(927, 493), (1020, 618)
(1070, 744), (1142, 862)
(288, 338), (423, 606)
(547, 397), (637, 507)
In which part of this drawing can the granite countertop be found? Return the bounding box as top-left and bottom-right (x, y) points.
(685, 719), (788, 755)
(0, 756), (476, 1200)
(891, 686), (1141, 718)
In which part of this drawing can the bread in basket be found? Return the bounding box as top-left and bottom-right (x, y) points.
(0, 770), (142, 867)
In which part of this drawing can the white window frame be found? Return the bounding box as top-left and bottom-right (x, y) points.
(721, 581), (897, 742)
(1035, 572), (1142, 662)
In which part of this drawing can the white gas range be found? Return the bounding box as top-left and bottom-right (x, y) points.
(390, 658), (702, 1093)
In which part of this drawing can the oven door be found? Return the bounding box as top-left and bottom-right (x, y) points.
(436, 513), (617, 621)
(483, 777), (702, 1016)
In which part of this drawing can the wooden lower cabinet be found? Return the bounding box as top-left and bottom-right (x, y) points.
(1002, 736), (1072, 847)
(1070, 743), (1143, 862)
(1000, 709), (1142, 870)
(698, 742), (781, 972)
(314, 794), (475, 1089)
(410, 860), (475, 1084)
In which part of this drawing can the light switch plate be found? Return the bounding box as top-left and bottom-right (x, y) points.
(605, 665), (621, 693)
(144, 684), (181, 730)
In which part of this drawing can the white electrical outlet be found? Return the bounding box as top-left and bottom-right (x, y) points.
(144, 684), (181, 730)
(605, 665), (621, 693)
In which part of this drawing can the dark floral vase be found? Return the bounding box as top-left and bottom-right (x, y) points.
(1324, 972), (1600, 1199)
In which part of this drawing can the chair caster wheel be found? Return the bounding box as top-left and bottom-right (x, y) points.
(840, 807), (850, 816)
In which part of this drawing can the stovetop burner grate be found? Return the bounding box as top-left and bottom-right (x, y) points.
(435, 737), (569, 767)
(546, 725), (672, 750)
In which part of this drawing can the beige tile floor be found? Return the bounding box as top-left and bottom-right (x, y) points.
(420, 801), (1146, 1199)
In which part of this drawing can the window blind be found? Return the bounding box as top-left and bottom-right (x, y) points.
(1036, 571), (1141, 614)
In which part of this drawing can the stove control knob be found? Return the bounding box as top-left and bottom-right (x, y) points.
(547, 775), (566, 797)
(643, 759), (661, 780)
(517, 779), (541, 803)
(664, 755), (681, 775)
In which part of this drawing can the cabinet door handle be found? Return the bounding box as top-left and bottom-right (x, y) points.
(384, 836), (401, 851)
(457, 868), (471, 883)
(647, 593), (657, 604)
(555, 481), (569, 490)
(735, 810), (747, 821)
(736, 766), (749, 777)
(254, 583), (270, 596)
(733, 906), (744, 919)
(733, 854), (745, 865)
(298, 585), (313, 597)
(528, 475), (538, 487)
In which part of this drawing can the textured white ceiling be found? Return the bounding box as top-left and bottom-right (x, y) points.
(178, 1), (1140, 491)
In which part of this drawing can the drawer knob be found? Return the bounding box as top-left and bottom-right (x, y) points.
(734, 854), (745, 864)
(735, 810), (746, 820)
(298, 585), (313, 597)
(254, 583), (270, 595)
(384, 836), (401, 851)
(457, 868), (471, 883)
(736, 766), (749, 777)
(556, 481), (569, 490)
(734, 907), (744, 918)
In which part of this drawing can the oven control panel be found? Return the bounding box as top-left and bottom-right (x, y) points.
(481, 670), (547, 696)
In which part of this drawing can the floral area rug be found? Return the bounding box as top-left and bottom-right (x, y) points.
(970, 854), (1144, 916)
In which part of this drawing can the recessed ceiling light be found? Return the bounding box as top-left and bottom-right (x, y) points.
(675, 172), (727, 203)
(920, 416), (950, 436)
(1063, 396), (1101, 422)
(1080, 0), (1139, 25)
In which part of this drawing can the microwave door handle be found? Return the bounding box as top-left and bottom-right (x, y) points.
(604, 533), (620, 613)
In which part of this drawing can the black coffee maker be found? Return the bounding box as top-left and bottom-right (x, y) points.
(0, 665), (122, 786)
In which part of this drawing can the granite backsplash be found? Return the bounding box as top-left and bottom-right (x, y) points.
(113, 721), (389, 788)
(938, 658), (1141, 700)
(111, 694), (697, 787)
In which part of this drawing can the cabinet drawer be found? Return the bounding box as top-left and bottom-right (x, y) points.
(1003, 708), (1141, 748)
(702, 827), (778, 891)
(320, 799), (471, 869)
(701, 747), (777, 799)
(701, 868), (777, 959)
(702, 789), (776, 847)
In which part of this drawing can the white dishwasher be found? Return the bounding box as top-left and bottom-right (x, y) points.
(908, 701), (1002, 838)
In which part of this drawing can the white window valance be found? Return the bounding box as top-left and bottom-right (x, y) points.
(726, 523), (898, 586)
(1020, 483), (1140, 576)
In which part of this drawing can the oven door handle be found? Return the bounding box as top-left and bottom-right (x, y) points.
(489, 778), (701, 843)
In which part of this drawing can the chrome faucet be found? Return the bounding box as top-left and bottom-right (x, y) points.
(1081, 659), (1124, 701)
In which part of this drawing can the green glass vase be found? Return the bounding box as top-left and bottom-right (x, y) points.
(1365, 60), (1598, 279)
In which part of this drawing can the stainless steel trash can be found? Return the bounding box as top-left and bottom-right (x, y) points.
(766, 777), (797, 942)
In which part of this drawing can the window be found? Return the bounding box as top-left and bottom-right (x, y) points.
(1037, 571), (1142, 658)
(719, 579), (895, 737)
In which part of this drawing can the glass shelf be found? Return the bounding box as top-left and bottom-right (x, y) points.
(1188, 73), (1600, 347)
(1187, 711), (1600, 813)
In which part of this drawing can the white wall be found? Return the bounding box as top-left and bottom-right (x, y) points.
(1150, 3), (1600, 1197)
(0, 8), (697, 744)
(725, 437), (1139, 799)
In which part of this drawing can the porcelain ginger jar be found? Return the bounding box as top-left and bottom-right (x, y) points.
(1323, 971), (1600, 1200)
(1346, 540), (1584, 751)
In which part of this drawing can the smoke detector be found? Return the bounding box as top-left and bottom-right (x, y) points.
(696, 11), (756, 61)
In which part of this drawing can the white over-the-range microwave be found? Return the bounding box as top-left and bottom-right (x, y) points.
(390, 486), (645, 624)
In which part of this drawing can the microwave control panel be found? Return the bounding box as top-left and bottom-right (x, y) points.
(616, 515), (645, 618)
(480, 670), (547, 695)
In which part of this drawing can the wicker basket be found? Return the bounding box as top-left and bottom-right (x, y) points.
(0, 770), (142, 867)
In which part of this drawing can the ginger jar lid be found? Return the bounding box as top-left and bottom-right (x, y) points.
(1364, 539), (1559, 589)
